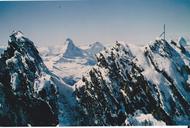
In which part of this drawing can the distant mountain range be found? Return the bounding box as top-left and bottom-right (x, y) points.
(0, 31), (190, 126)
(38, 38), (105, 86)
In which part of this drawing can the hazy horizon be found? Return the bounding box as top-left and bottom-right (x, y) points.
(0, 0), (190, 46)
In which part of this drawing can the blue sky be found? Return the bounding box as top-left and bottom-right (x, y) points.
(0, 0), (190, 46)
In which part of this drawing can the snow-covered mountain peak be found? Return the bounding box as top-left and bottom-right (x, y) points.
(64, 38), (79, 51)
(178, 36), (188, 47)
(64, 38), (77, 51)
(62, 38), (85, 58)
(11, 30), (24, 38)
(10, 30), (25, 42)
(65, 38), (74, 45)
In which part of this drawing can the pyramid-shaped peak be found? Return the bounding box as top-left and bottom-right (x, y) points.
(64, 38), (77, 51)
(62, 38), (85, 58)
(65, 38), (74, 45)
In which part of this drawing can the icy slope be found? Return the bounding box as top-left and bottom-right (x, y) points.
(75, 38), (190, 125)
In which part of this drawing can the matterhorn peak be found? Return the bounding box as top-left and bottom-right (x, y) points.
(62, 38), (85, 58)
(65, 38), (74, 46)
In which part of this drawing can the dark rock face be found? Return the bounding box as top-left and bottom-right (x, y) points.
(75, 39), (190, 125)
(0, 31), (58, 126)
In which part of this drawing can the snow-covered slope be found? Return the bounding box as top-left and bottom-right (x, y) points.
(38, 40), (104, 86)
(75, 38), (190, 125)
